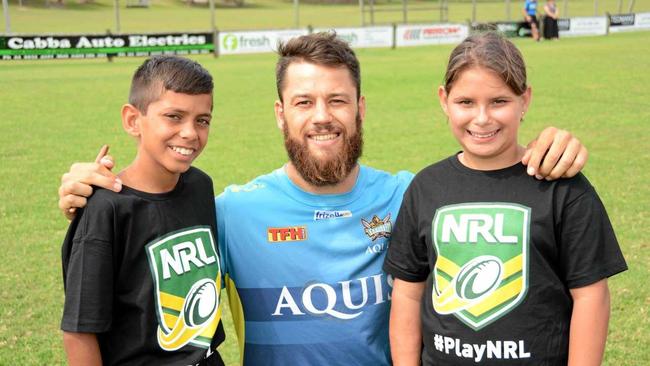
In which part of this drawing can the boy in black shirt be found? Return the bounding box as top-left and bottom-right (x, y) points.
(61, 56), (225, 366)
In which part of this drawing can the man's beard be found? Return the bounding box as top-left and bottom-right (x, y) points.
(283, 115), (363, 187)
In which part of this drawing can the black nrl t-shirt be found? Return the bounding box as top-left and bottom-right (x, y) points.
(384, 156), (627, 365)
(61, 167), (225, 366)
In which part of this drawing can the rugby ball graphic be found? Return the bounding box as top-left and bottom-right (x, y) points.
(454, 256), (503, 301)
(183, 279), (218, 328)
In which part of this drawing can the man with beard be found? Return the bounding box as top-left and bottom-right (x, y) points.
(58, 33), (588, 365)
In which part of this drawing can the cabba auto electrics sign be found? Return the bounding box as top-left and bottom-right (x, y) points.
(0, 32), (214, 60)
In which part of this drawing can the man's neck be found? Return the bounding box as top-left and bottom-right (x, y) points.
(284, 162), (360, 195)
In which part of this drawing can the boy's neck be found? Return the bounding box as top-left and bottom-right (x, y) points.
(118, 158), (181, 194)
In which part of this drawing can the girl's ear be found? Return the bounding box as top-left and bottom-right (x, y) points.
(521, 86), (533, 117)
(438, 86), (450, 117)
(121, 104), (142, 137)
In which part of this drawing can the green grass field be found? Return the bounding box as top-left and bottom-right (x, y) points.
(2, 0), (650, 34)
(1, 15), (649, 366)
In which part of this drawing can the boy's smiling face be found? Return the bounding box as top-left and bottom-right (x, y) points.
(133, 89), (212, 184)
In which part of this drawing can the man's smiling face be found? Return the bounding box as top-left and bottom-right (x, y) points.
(275, 62), (365, 186)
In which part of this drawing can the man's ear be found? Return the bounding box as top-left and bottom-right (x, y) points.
(358, 95), (366, 127)
(437, 86), (450, 117)
(121, 104), (142, 137)
(274, 100), (285, 131)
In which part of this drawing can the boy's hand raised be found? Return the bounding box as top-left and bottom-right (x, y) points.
(522, 127), (589, 180)
(58, 145), (123, 221)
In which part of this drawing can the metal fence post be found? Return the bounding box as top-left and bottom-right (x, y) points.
(114, 0), (121, 33)
(209, 0), (218, 57)
(2, 0), (10, 34)
(472, 0), (477, 24)
(628, 0), (636, 13)
(359, 0), (365, 26)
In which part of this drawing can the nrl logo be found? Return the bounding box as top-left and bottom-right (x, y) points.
(146, 226), (221, 351)
(362, 214), (392, 241)
(431, 203), (530, 331)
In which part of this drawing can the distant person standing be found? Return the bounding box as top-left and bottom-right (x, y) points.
(523, 0), (540, 41)
(543, 0), (560, 40)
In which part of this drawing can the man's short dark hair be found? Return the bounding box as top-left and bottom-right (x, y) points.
(129, 55), (213, 113)
(276, 32), (361, 102)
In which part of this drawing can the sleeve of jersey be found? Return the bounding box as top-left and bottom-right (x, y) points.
(214, 192), (229, 288)
(61, 194), (115, 333)
(559, 186), (628, 289)
(383, 181), (430, 282)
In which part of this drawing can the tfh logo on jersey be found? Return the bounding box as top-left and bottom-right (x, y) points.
(146, 226), (221, 351)
(431, 203), (530, 330)
(267, 226), (307, 242)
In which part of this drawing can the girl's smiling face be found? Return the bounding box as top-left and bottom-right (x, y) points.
(439, 66), (531, 171)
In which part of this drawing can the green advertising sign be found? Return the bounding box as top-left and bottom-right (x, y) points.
(1, 32), (214, 60)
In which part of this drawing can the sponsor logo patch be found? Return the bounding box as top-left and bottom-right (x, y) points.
(314, 210), (352, 221)
(431, 203), (530, 330)
(362, 214), (392, 241)
(267, 226), (307, 242)
(271, 273), (393, 320)
(146, 226), (221, 351)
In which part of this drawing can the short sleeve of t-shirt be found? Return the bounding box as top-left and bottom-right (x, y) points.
(558, 184), (627, 288)
(215, 194), (228, 284)
(383, 180), (430, 282)
(61, 191), (115, 333)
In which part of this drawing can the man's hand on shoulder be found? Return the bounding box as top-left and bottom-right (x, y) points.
(58, 145), (122, 221)
(522, 127), (589, 180)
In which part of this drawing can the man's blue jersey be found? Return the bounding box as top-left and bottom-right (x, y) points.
(216, 165), (413, 365)
(525, 0), (538, 16)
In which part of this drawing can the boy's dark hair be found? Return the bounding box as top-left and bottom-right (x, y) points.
(129, 55), (213, 113)
(444, 32), (527, 96)
(276, 32), (361, 102)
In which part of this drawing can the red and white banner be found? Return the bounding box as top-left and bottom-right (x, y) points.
(395, 24), (468, 47)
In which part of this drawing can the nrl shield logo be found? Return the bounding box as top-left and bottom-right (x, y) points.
(146, 226), (222, 351)
(431, 203), (530, 330)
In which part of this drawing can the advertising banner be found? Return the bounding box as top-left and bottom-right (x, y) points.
(609, 12), (650, 32)
(496, 22), (531, 38)
(558, 16), (608, 37)
(313, 26), (393, 49)
(395, 23), (468, 47)
(0, 33), (213, 60)
(636, 12), (650, 29)
(472, 22), (531, 38)
(218, 29), (308, 55)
